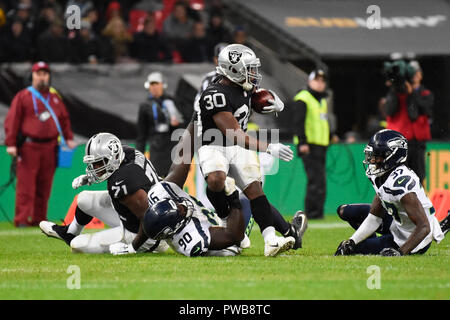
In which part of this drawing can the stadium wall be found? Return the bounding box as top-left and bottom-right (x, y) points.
(0, 143), (449, 222)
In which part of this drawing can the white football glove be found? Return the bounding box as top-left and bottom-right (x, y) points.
(266, 143), (294, 162)
(72, 174), (94, 189)
(224, 177), (237, 196)
(261, 90), (284, 114)
(109, 242), (136, 255)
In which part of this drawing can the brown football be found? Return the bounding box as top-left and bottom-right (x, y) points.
(251, 89), (274, 113)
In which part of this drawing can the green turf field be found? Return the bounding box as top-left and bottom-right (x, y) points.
(0, 216), (448, 300)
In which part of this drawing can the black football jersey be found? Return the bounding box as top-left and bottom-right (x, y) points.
(196, 76), (251, 146)
(107, 145), (160, 233)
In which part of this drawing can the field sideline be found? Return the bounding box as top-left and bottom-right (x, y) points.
(0, 216), (448, 300)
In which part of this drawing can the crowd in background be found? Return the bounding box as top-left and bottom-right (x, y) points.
(0, 0), (250, 64)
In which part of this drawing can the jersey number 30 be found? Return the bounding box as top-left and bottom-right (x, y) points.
(203, 93), (226, 110)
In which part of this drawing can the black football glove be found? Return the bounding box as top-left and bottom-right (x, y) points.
(335, 239), (356, 256)
(380, 247), (403, 256)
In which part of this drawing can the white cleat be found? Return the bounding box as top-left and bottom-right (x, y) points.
(240, 234), (251, 249)
(264, 236), (295, 257)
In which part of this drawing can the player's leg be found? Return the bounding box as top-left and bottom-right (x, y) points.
(353, 234), (399, 255)
(208, 189), (245, 250)
(230, 147), (295, 256)
(238, 192), (306, 249)
(70, 226), (125, 253)
(337, 203), (392, 235)
(198, 145), (230, 218)
(40, 191), (121, 245)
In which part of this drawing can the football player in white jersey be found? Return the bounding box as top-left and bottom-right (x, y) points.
(335, 129), (444, 256)
(110, 177), (246, 257)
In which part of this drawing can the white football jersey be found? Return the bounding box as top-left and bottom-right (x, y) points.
(369, 165), (444, 253)
(147, 181), (222, 256)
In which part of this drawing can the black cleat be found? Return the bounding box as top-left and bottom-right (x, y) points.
(290, 210), (308, 249)
(39, 221), (75, 246)
(440, 211), (450, 236)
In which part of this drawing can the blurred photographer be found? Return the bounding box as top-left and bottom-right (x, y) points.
(381, 60), (433, 184)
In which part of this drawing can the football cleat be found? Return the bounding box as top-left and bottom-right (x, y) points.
(264, 236), (295, 257)
(440, 211), (449, 236)
(290, 210), (308, 249)
(39, 221), (75, 246)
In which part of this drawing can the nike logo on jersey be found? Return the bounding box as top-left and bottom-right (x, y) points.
(115, 180), (124, 185)
(398, 178), (406, 184)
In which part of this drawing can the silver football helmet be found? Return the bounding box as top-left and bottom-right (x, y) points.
(83, 133), (125, 183)
(216, 44), (262, 91)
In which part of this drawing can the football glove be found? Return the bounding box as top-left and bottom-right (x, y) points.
(335, 239), (356, 256)
(266, 143), (294, 162)
(109, 242), (136, 255)
(380, 247), (402, 256)
(262, 90), (284, 114)
(72, 174), (94, 189)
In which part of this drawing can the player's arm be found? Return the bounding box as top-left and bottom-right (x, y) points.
(335, 195), (384, 255)
(120, 189), (150, 251)
(398, 193), (431, 255)
(165, 117), (195, 188)
(213, 111), (266, 151)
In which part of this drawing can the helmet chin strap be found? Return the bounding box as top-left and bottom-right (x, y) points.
(242, 82), (253, 91)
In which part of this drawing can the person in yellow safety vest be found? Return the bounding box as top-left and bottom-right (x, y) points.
(293, 68), (339, 219)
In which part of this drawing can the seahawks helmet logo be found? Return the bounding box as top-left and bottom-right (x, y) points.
(228, 50), (242, 64)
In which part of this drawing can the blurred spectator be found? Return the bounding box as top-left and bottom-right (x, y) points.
(206, 10), (231, 60)
(380, 60), (433, 184)
(1, 18), (33, 62)
(66, 0), (95, 18)
(35, 3), (59, 38)
(136, 72), (184, 176)
(178, 0), (202, 22)
(162, 0), (195, 56)
(180, 21), (209, 62)
(105, 1), (122, 23)
(37, 19), (71, 62)
(102, 16), (132, 63)
(70, 20), (113, 64)
(8, 1), (36, 36)
(82, 6), (101, 34)
(233, 26), (251, 48)
(131, 15), (171, 62)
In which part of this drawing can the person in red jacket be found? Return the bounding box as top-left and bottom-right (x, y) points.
(4, 61), (75, 227)
(382, 60), (433, 184)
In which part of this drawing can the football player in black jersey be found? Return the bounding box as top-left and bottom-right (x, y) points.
(39, 133), (169, 253)
(194, 43), (308, 252)
(195, 44), (302, 256)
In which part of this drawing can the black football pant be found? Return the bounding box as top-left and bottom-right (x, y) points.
(301, 144), (327, 219)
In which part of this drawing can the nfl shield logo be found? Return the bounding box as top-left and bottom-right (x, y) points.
(228, 50), (242, 64)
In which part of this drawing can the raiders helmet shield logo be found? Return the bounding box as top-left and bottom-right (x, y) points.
(228, 50), (242, 64)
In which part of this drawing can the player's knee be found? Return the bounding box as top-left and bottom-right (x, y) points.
(337, 204), (347, 219)
(206, 171), (226, 192)
(77, 191), (94, 212)
(243, 181), (264, 200)
(70, 234), (90, 253)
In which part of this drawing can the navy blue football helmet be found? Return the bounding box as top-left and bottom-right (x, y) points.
(363, 129), (408, 177)
(143, 198), (194, 240)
